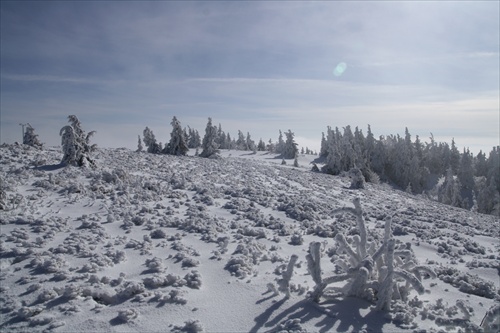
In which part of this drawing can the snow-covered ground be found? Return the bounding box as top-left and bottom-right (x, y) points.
(1, 144), (498, 332)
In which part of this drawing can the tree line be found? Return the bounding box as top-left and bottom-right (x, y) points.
(20, 115), (499, 216)
(319, 125), (499, 216)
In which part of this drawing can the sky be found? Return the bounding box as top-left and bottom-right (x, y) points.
(1, 1), (499, 154)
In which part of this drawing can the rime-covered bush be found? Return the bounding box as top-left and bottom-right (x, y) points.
(305, 198), (435, 312)
(349, 167), (365, 189)
(172, 320), (204, 333)
(183, 270), (202, 289)
(117, 308), (139, 323)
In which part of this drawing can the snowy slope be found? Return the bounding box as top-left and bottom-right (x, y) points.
(1, 144), (498, 332)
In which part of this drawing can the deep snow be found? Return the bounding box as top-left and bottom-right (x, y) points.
(0, 144), (498, 332)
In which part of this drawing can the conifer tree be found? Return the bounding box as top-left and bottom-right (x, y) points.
(60, 115), (96, 167)
(282, 130), (298, 159)
(164, 116), (189, 156)
(319, 131), (328, 158)
(275, 130), (285, 154)
(137, 135), (143, 152)
(246, 132), (256, 152)
(23, 124), (43, 148)
(143, 127), (161, 154)
(200, 117), (219, 158)
(458, 148), (475, 209)
(236, 130), (246, 150)
(257, 139), (266, 151)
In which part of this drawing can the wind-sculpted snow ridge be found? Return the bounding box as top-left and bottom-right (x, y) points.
(0, 145), (498, 332)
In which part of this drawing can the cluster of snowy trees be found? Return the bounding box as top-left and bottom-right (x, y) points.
(140, 117), (303, 159)
(17, 116), (497, 216)
(319, 125), (500, 216)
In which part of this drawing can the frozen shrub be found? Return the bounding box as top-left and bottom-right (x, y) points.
(145, 257), (165, 273)
(28, 315), (54, 326)
(349, 167), (365, 189)
(117, 308), (138, 323)
(172, 320), (204, 333)
(17, 305), (44, 319)
(154, 289), (188, 305)
(37, 288), (58, 302)
(184, 270), (202, 289)
(117, 281), (145, 299)
(305, 198), (435, 312)
(150, 228), (167, 239)
(289, 233), (304, 245)
(436, 266), (497, 299)
(274, 318), (306, 333)
(182, 257), (200, 268)
(225, 257), (253, 278)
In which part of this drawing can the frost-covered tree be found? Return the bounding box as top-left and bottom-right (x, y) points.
(164, 116), (189, 156)
(23, 124), (43, 148)
(143, 127), (161, 154)
(282, 130), (298, 159)
(267, 139), (275, 152)
(319, 131), (328, 158)
(60, 115), (96, 167)
(457, 148), (475, 209)
(246, 132), (256, 152)
(137, 135), (143, 152)
(199, 117), (219, 158)
(438, 168), (462, 207)
(236, 130), (246, 150)
(187, 127), (201, 149)
(257, 138), (266, 151)
(275, 130), (285, 154)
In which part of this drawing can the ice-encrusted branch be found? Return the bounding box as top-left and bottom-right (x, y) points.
(333, 198), (367, 257)
(277, 255), (298, 298)
(376, 239), (395, 311)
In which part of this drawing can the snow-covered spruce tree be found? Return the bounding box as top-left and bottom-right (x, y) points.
(164, 116), (189, 156)
(306, 198), (435, 311)
(319, 131), (328, 158)
(275, 130), (285, 154)
(187, 127), (201, 149)
(143, 127), (161, 154)
(246, 132), (256, 152)
(199, 117), (220, 158)
(236, 130), (246, 150)
(137, 135), (144, 152)
(23, 124), (43, 148)
(60, 115), (96, 167)
(282, 130), (298, 159)
(257, 139), (266, 151)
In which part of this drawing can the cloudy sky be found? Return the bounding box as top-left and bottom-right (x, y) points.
(1, 1), (498, 154)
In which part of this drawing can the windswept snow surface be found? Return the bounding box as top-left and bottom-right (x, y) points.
(1, 145), (498, 332)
